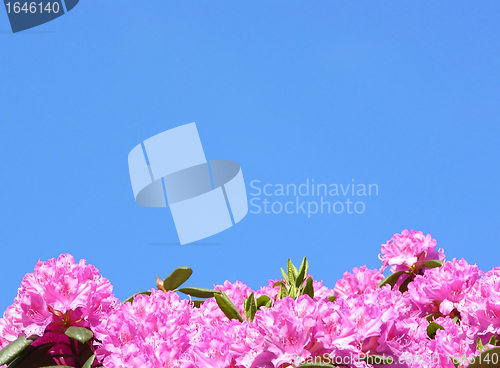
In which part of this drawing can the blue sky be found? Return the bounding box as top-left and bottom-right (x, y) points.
(0, 1), (499, 311)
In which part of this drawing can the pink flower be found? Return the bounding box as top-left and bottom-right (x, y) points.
(97, 290), (193, 368)
(253, 295), (318, 367)
(379, 230), (445, 274)
(424, 317), (475, 368)
(462, 267), (500, 337)
(0, 254), (118, 343)
(407, 258), (479, 319)
(1, 231), (497, 368)
(384, 316), (430, 360)
(334, 266), (384, 299)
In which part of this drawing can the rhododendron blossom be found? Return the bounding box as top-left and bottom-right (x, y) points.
(334, 266), (384, 299)
(0, 253), (119, 365)
(379, 230), (445, 274)
(407, 258), (479, 318)
(1, 230), (499, 368)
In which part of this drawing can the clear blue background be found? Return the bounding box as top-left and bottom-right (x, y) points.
(1, 1), (499, 311)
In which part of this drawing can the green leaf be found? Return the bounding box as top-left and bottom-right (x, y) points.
(278, 283), (289, 300)
(296, 257), (308, 287)
(303, 276), (314, 299)
(64, 326), (94, 344)
(123, 291), (151, 304)
(297, 284), (304, 295)
(256, 295), (272, 309)
(214, 291), (243, 322)
(378, 270), (406, 289)
(287, 259), (297, 287)
(82, 354), (96, 368)
(6, 342), (55, 368)
(363, 354), (395, 365)
(0, 336), (35, 366)
(328, 296), (337, 303)
(466, 347), (500, 368)
(280, 268), (289, 285)
(399, 276), (412, 293)
(289, 284), (297, 299)
(452, 315), (460, 323)
(488, 335), (498, 346)
(477, 337), (485, 351)
(427, 321), (445, 339)
(273, 280), (285, 288)
(450, 356), (460, 368)
(425, 312), (441, 322)
(244, 292), (257, 321)
(191, 300), (205, 308)
(422, 260), (444, 269)
(163, 266), (193, 291)
(177, 287), (217, 298)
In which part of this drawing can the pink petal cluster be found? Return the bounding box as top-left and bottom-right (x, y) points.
(334, 266), (384, 299)
(462, 267), (500, 337)
(424, 317), (475, 368)
(2, 230), (500, 368)
(379, 229), (445, 273)
(95, 290), (192, 368)
(407, 258), (479, 318)
(0, 254), (119, 350)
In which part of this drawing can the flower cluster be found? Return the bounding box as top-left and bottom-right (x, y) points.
(0, 254), (119, 366)
(1, 230), (499, 368)
(379, 229), (445, 274)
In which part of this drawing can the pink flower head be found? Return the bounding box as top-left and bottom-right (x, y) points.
(0, 254), (118, 342)
(253, 295), (319, 367)
(334, 266), (384, 299)
(97, 289), (192, 368)
(425, 317), (475, 368)
(407, 258), (479, 319)
(379, 230), (445, 273)
(1, 236), (498, 368)
(384, 316), (430, 359)
(463, 267), (500, 336)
